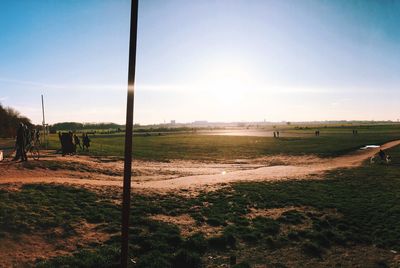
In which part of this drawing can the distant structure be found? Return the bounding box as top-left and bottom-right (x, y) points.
(192, 120), (208, 125)
(170, 120), (176, 125)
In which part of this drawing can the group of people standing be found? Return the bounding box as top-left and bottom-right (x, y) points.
(13, 122), (40, 162)
(273, 131), (280, 138)
(73, 133), (91, 151)
(11, 123), (94, 160)
(59, 132), (91, 156)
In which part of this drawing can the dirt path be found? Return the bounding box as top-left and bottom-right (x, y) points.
(142, 140), (400, 190)
(1, 140), (399, 191)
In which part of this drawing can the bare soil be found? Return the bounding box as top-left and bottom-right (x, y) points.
(1, 140), (399, 193)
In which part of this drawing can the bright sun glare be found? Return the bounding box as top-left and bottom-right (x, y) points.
(196, 60), (254, 110)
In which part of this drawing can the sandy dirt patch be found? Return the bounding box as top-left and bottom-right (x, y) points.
(247, 206), (342, 221)
(1, 140), (399, 193)
(138, 140), (400, 190)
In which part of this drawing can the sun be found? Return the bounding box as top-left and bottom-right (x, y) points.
(195, 60), (254, 107)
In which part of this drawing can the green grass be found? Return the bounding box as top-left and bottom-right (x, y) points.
(2, 144), (400, 266)
(45, 124), (400, 161)
(0, 184), (119, 236)
(22, 160), (121, 176)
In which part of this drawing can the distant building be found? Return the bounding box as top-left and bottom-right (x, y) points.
(170, 120), (176, 125)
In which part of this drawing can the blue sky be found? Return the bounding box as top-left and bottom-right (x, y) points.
(1, 0), (399, 124)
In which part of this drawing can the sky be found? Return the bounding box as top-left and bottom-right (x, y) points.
(1, 0), (400, 125)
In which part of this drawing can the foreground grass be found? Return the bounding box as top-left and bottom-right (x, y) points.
(22, 160), (121, 176)
(1, 145), (400, 267)
(45, 125), (400, 161)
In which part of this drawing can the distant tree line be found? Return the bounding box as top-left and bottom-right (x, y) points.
(0, 103), (32, 138)
(49, 122), (123, 133)
(134, 127), (196, 133)
(49, 122), (204, 134)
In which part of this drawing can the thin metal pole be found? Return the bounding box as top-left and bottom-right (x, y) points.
(121, 0), (139, 267)
(41, 94), (46, 148)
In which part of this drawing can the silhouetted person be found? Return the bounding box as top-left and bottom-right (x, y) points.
(23, 124), (30, 149)
(277, 131), (280, 138)
(68, 131), (75, 154)
(83, 134), (91, 151)
(13, 123), (27, 162)
(74, 134), (82, 150)
(273, 131), (276, 138)
(35, 129), (40, 144)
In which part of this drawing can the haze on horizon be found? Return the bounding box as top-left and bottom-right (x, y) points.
(1, 0), (400, 125)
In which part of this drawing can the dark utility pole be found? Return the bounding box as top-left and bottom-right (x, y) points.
(41, 94), (47, 148)
(121, 0), (139, 267)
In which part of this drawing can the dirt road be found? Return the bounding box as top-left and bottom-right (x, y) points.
(1, 140), (399, 191)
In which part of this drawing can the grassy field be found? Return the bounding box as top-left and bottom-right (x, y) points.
(44, 124), (400, 161)
(2, 145), (400, 267)
(2, 124), (400, 266)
